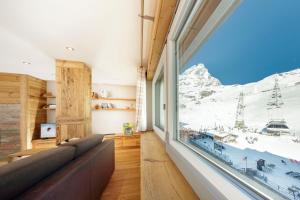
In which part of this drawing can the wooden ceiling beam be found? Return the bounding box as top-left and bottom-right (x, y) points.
(146, 0), (178, 80)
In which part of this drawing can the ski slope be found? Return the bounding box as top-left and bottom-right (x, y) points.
(179, 64), (300, 158)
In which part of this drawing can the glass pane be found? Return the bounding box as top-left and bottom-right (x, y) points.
(155, 72), (165, 130)
(159, 78), (165, 128)
(177, 1), (300, 199)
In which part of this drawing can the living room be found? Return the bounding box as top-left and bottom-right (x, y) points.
(0, 0), (198, 199)
(1, 0), (299, 200)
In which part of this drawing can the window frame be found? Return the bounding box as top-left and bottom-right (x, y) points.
(154, 72), (164, 129)
(152, 46), (167, 141)
(165, 0), (288, 199)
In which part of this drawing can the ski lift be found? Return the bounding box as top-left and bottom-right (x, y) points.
(262, 119), (290, 135)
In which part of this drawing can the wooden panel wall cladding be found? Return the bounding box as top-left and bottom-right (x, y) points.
(26, 76), (47, 144)
(0, 73), (47, 155)
(0, 104), (21, 160)
(56, 60), (91, 143)
(0, 73), (21, 104)
(147, 0), (178, 80)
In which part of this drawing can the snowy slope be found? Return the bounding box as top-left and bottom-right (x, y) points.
(179, 64), (300, 136)
(179, 65), (300, 198)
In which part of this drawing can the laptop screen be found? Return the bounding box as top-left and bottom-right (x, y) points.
(40, 123), (56, 138)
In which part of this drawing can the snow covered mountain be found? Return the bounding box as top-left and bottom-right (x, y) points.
(179, 64), (300, 136)
(181, 64), (221, 84)
(179, 65), (300, 194)
(179, 64), (221, 105)
(180, 64), (221, 87)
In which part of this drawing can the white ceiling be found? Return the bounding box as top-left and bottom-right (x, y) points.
(0, 0), (156, 85)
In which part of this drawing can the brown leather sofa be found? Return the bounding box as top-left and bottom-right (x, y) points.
(0, 135), (115, 200)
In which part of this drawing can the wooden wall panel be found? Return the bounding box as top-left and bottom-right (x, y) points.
(27, 76), (47, 146)
(147, 0), (178, 80)
(20, 75), (28, 150)
(0, 73), (21, 104)
(0, 104), (21, 160)
(0, 73), (47, 151)
(59, 123), (85, 140)
(56, 60), (91, 143)
(83, 66), (92, 135)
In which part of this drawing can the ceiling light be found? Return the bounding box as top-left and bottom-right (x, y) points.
(22, 61), (31, 65)
(65, 46), (75, 51)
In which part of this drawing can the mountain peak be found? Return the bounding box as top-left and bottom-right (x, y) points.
(180, 64), (221, 87)
(182, 64), (208, 76)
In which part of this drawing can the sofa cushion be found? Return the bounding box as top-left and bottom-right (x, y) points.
(60, 134), (104, 158)
(16, 140), (114, 200)
(0, 146), (75, 200)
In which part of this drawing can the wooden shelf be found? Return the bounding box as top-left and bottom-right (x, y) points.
(42, 93), (56, 98)
(92, 108), (136, 112)
(32, 138), (57, 149)
(43, 95), (56, 98)
(91, 97), (136, 101)
(42, 105), (56, 110)
(42, 108), (56, 111)
(103, 133), (140, 149)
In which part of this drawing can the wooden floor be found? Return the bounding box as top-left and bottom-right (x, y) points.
(101, 132), (198, 200)
(141, 132), (198, 200)
(101, 143), (141, 199)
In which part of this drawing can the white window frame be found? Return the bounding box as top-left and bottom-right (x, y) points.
(164, 0), (287, 199)
(152, 46), (167, 142)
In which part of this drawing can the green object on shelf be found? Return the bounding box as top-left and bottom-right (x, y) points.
(123, 123), (134, 135)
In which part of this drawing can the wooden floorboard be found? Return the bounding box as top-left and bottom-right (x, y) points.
(141, 132), (199, 200)
(101, 146), (141, 200)
(101, 132), (198, 200)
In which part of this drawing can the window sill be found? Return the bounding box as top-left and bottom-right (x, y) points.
(166, 140), (255, 200)
(153, 125), (165, 142)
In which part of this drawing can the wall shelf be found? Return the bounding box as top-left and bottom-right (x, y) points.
(42, 93), (56, 98)
(43, 95), (56, 98)
(42, 105), (56, 111)
(91, 97), (136, 101)
(42, 108), (56, 111)
(92, 108), (136, 112)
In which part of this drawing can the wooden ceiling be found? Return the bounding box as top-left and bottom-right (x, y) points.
(146, 0), (178, 80)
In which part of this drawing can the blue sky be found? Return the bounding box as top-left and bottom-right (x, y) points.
(184, 0), (300, 85)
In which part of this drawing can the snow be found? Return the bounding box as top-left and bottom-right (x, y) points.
(179, 64), (300, 199)
(205, 130), (229, 138)
(191, 135), (300, 199)
(179, 64), (300, 159)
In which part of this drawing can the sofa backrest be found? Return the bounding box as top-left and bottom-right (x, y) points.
(60, 134), (104, 158)
(0, 146), (75, 200)
(17, 140), (115, 200)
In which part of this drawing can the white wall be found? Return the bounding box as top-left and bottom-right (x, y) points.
(92, 83), (136, 134)
(0, 26), (55, 80)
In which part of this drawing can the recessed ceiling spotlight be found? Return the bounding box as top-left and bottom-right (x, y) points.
(65, 46), (75, 51)
(22, 61), (31, 65)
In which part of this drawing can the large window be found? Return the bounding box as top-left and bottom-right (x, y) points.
(176, 0), (300, 199)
